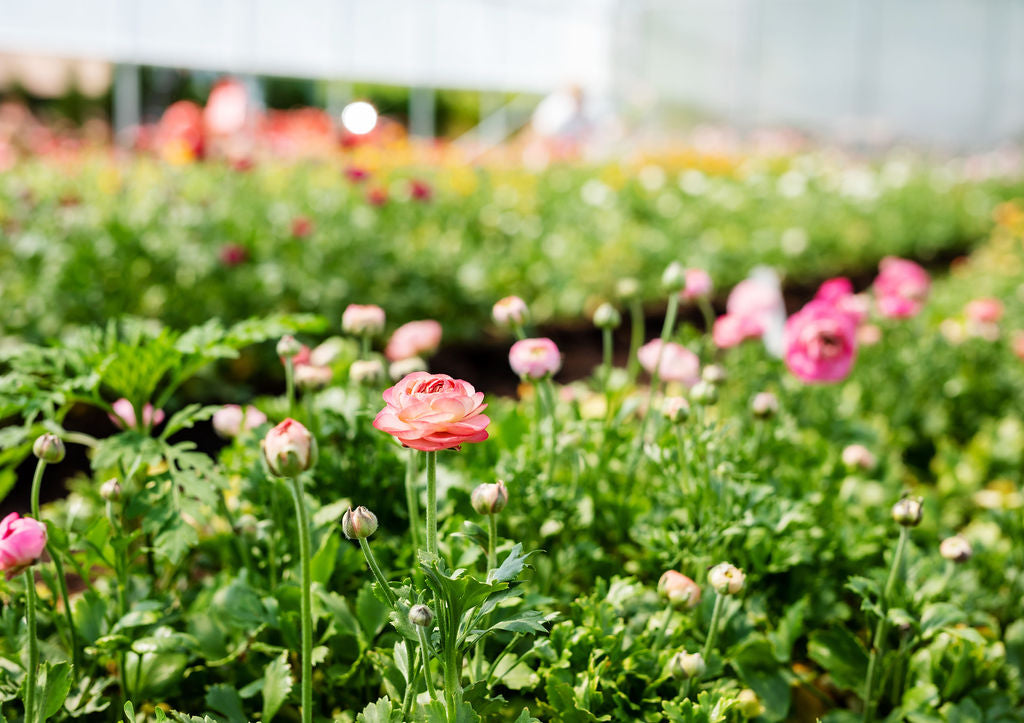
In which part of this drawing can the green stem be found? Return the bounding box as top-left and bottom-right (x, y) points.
(106, 499), (130, 702)
(304, 391), (318, 438)
(701, 592), (726, 675)
(654, 603), (675, 648)
(405, 451), (421, 553)
(601, 327), (614, 389)
(627, 300), (644, 381)
(29, 460), (81, 674)
(416, 625), (437, 701)
(484, 632), (523, 686)
(862, 526), (909, 723)
(486, 515), (498, 572)
(285, 358), (296, 418)
(402, 646), (420, 718)
(360, 334), (371, 360)
(630, 294), (680, 470)
(443, 646), (460, 723)
(425, 451), (439, 561)
(288, 476), (314, 723)
(540, 379), (558, 482)
(358, 537), (397, 609)
(23, 569), (38, 723)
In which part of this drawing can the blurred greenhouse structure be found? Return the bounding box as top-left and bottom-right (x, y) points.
(1, 0), (1023, 148)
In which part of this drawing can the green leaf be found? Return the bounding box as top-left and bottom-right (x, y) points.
(36, 662), (73, 722)
(356, 584), (390, 641)
(205, 684), (246, 723)
(807, 628), (869, 693)
(356, 696), (394, 723)
(262, 652), (293, 723)
(489, 543), (537, 584)
(310, 531), (341, 585)
(730, 639), (790, 720)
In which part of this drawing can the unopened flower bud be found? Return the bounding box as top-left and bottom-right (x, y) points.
(409, 604), (434, 628)
(100, 478), (122, 502)
(751, 392), (778, 419)
(342, 304), (386, 336)
(295, 364), (333, 390)
(593, 303), (621, 330)
(262, 419), (316, 477)
(892, 496), (923, 527)
(736, 689), (763, 717)
(690, 380), (718, 405)
(669, 651), (705, 679)
(708, 562), (745, 595)
(661, 396), (690, 423)
(276, 335), (303, 359)
(493, 296), (529, 327)
(33, 434), (65, 464)
(658, 570), (701, 608)
(389, 357), (427, 382)
(350, 359), (386, 386)
(471, 481), (509, 515)
(662, 262), (687, 292)
(842, 444), (877, 472)
(702, 364), (727, 386)
(616, 278), (640, 301)
(939, 534), (972, 563)
(342, 506), (378, 539)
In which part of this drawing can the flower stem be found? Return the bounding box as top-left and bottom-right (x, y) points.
(30, 458), (80, 675)
(539, 379), (558, 482)
(424, 451), (439, 561)
(627, 299), (645, 381)
(701, 592), (726, 675)
(358, 537), (397, 609)
(285, 358), (296, 418)
(360, 334), (371, 360)
(601, 327), (614, 389)
(443, 646), (461, 723)
(288, 476), (314, 723)
(486, 515), (498, 572)
(654, 603), (675, 648)
(416, 625), (437, 700)
(630, 293), (680, 469)
(862, 526), (909, 723)
(23, 569), (38, 723)
(405, 450), (421, 553)
(106, 499), (131, 702)
(402, 646), (420, 717)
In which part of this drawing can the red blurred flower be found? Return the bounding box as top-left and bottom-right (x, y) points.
(410, 179), (433, 202)
(219, 243), (248, 267)
(367, 187), (389, 206)
(291, 216), (314, 238)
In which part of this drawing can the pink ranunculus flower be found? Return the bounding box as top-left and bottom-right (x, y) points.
(681, 269), (713, 302)
(783, 301), (858, 383)
(637, 340), (700, 386)
(658, 570), (702, 609)
(372, 372), (490, 452)
(814, 277), (854, 302)
(295, 364), (333, 389)
(712, 314), (763, 349)
(212, 404), (267, 439)
(410, 179), (433, 202)
(385, 320), (442, 361)
(965, 298), (1003, 324)
(493, 296), (529, 327)
(509, 338), (561, 379)
(342, 304), (386, 336)
(0, 513), (47, 579)
(874, 257), (930, 318)
(814, 277), (869, 325)
(724, 269), (787, 356)
(262, 418), (316, 477)
(110, 399), (166, 430)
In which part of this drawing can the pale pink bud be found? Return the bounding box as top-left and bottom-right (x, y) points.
(295, 364), (333, 389)
(100, 478), (122, 501)
(680, 268), (713, 301)
(658, 570), (701, 608)
(892, 496), (923, 527)
(662, 262), (687, 292)
(212, 405), (267, 438)
(751, 392), (779, 419)
(471, 481), (509, 515)
(939, 535), (972, 563)
(661, 396), (690, 423)
(593, 303), (621, 329)
(493, 296), (529, 327)
(350, 359), (386, 386)
(262, 418), (316, 477)
(669, 651), (705, 679)
(342, 304), (386, 336)
(33, 434), (65, 464)
(276, 335), (303, 359)
(708, 562), (745, 595)
(637, 340), (700, 386)
(841, 444), (876, 472)
(341, 506), (378, 539)
(509, 338), (562, 379)
(309, 338), (346, 367)
(0, 513), (47, 579)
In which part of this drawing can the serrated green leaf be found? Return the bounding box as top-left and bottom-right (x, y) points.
(262, 652), (293, 723)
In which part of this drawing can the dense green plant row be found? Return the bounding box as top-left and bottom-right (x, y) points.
(1, 153), (1021, 343)
(0, 211), (1022, 721)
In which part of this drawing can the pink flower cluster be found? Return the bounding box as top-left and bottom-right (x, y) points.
(874, 257), (930, 318)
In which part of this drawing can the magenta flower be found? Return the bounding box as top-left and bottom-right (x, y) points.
(783, 301), (858, 383)
(410, 179), (433, 202)
(637, 340), (700, 386)
(110, 399), (166, 430)
(0, 513), (47, 579)
(385, 320), (442, 362)
(874, 257), (930, 318)
(373, 372), (490, 452)
(509, 337), (561, 379)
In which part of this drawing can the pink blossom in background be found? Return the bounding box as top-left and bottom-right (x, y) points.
(508, 337), (561, 379)
(367, 187), (389, 206)
(110, 399), (166, 430)
(814, 277), (869, 325)
(213, 405), (267, 438)
(723, 269), (787, 356)
(493, 296), (529, 327)
(965, 298), (1004, 324)
(373, 372), (490, 452)
(342, 304), (386, 336)
(713, 314), (763, 349)
(857, 324), (883, 346)
(291, 216), (314, 239)
(680, 269), (713, 301)
(874, 257), (930, 318)
(219, 243), (247, 267)
(1013, 331), (1024, 361)
(386, 320), (442, 361)
(814, 277), (854, 302)
(204, 78), (249, 136)
(637, 339), (700, 386)
(0, 513), (47, 579)
(345, 166), (369, 183)
(783, 301), (858, 383)
(410, 179), (433, 202)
